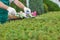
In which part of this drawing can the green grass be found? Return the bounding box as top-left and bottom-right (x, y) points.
(0, 11), (60, 40)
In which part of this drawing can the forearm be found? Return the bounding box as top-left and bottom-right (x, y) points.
(14, 0), (26, 10)
(0, 1), (8, 10)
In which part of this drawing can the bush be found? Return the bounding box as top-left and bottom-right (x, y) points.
(44, 3), (48, 13)
(0, 11), (60, 40)
(29, 0), (44, 14)
(43, 0), (60, 11)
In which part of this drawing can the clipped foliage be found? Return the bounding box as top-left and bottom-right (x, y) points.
(0, 11), (60, 40)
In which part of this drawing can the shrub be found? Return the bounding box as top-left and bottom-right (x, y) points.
(43, 0), (60, 11)
(0, 11), (60, 40)
(29, 0), (44, 14)
(44, 3), (48, 13)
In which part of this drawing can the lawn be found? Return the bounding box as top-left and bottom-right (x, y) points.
(0, 11), (60, 40)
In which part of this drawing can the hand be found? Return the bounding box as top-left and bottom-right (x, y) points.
(7, 7), (17, 15)
(24, 7), (34, 18)
(24, 7), (31, 14)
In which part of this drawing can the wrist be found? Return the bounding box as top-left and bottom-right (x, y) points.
(7, 7), (11, 11)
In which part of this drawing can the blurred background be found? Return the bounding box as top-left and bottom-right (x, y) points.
(11, 0), (60, 14)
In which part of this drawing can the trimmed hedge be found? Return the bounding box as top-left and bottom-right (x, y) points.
(0, 11), (60, 40)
